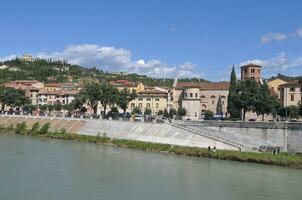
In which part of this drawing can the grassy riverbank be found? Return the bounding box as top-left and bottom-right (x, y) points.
(1, 122), (302, 169)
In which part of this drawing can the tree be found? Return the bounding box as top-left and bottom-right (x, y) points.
(236, 80), (259, 121)
(163, 108), (169, 118)
(131, 107), (141, 115)
(0, 87), (30, 111)
(227, 66), (240, 118)
(79, 82), (102, 116)
(288, 105), (299, 119)
(157, 110), (163, 116)
(254, 84), (273, 121)
(23, 104), (37, 114)
(117, 88), (137, 114)
(177, 107), (187, 117)
(169, 108), (177, 119)
(54, 102), (62, 112)
(216, 96), (223, 116)
(99, 83), (113, 115)
(144, 108), (152, 115)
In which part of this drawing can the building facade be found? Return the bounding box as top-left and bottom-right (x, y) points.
(280, 80), (302, 107)
(241, 63), (262, 82)
(173, 79), (229, 119)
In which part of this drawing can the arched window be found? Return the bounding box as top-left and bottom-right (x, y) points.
(146, 103), (151, 108)
(210, 95), (216, 99)
(139, 103), (142, 108)
(221, 95), (226, 98)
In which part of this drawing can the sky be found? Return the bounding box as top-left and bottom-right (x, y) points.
(0, 0), (302, 81)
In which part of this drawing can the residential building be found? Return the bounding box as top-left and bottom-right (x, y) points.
(173, 79), (229, 119)
(128, 88), (169, 114)
(3, 80), (44, 105)
(280, 80), (302, 107)
(38, 90), (79, 105)
(241, 63), (262, 82)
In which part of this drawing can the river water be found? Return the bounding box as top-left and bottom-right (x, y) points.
(0, 134), (301, 200)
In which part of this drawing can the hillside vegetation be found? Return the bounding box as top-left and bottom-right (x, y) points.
(0, 58), (208, 87)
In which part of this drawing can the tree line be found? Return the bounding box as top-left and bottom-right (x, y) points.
(227, 67), (302, 121)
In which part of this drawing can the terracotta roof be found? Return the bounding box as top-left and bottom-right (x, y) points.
(176, 82), (230, 90)
(109, 80), (139, 87)
(44, 82), (75, 87)
(39, 90), (79, 96)
(279, 80), (301, 88)
(12, 80), (40, 83)
(241, 63), (262, 68)
(138, 89), (167, 97)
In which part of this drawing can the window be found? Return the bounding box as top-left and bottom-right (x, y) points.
(146, 103), (150, 108)
(291, 94), (295, 101)
(212, 101), (215, 104)
(251, 76), (255, 80)
(155, 98), (160, 101)
(184, 93), (187, 98)
(156, 103), (159, 108)
(139, 103), (142, 108)
(130, 103), (135, 108)
(290, 88), (295, 92)
(190, 93), (193, 97)
(222, 101), (225, 105)
(139, 98), (143, 101)
(195, 93), (198, 98)
(244, 69), (248, 73)
(210, 95), (216, 99)
(147, 98), (151, 101)
(258, 69), (260, 73)
(251, 69), (255, 73)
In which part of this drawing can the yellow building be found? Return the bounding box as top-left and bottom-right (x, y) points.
(267, 78), (288, 98)
(128, 89), (169, 114)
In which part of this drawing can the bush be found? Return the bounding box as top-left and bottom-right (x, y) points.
(157, 110), (163, 116)
(31, 122), (40, 135)
(15, 122), (27, 135)
(204, 110), (214, 120)
(38, 123), (50, 135)
(144, 108), (152, 115)
(131, 107), (141, 115)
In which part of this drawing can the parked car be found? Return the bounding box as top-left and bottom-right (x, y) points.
(134, 114), (143, 121)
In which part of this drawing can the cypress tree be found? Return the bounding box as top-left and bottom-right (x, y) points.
(227, 65), (240, 118)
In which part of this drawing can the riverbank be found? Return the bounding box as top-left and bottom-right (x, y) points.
(1, 122), (302, 169)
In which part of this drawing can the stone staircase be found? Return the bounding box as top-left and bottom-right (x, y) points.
(169, 122), (254, 151)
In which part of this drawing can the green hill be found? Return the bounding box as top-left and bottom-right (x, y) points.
(0, 58), (209, 87)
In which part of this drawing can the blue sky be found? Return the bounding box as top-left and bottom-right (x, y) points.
(1, 0), (302, 81)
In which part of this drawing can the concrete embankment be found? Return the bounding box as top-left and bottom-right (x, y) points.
(1, 115), (301, 153)
(0, 116), (238, 150)
(174, 121), (302, 153)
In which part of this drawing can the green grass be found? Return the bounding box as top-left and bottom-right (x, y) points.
(1, 122), (302, 169)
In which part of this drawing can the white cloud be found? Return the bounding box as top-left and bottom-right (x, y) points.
(0, 54), (17, 62)
(260, 27), (302, 45)
(295, 28), (302, 38)
(239, 52), (302, 77)
(1, 44), (203, 78)
(260, 33), (288, 45)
